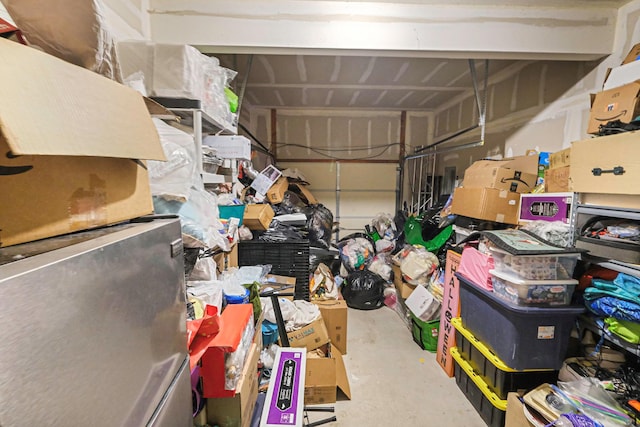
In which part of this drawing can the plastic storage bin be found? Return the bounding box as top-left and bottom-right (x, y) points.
(452, 317), (557, 399)
(490, 269), (578, 307)
(238, 240), (310, 301)
(451, 347), (506, 427)
(410, 313), (439, 352)
(218, 205), (246, 225)
(457, 273), (584, 370)
(489, 247), (579, 280)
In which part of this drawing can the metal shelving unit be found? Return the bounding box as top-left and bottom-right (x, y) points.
(150, 97), (239, 183)
(579, 315), (640, 358)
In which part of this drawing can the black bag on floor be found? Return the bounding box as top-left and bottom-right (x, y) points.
(342, 270), (385, 310)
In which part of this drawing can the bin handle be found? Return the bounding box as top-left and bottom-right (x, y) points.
(592, 166), (625, 176)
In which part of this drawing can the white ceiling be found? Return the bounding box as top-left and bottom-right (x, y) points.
(147, 0), (632, 113)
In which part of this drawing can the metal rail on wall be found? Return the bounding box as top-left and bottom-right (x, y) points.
(397, 59), (489, 215)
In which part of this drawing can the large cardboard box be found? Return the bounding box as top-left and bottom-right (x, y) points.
(266, 176), (289, 204)
(462, 155), (538, 193)
(451, 187), (521, 225)
(544, 166), (571, 192)
(243, 204), (275, 231)
(0, 38), (165, 247)
(570, 132), (640, 195)
(206, 342), (260, 427)
(549, 147), (571, 169)
(505, 393), (530, 427)
(305, 344), (352, 405)
(313, 300), (348, 355)
(287, 316), (331, 350)
(588, 81), (640, 134)
(392, 264), (418, 299)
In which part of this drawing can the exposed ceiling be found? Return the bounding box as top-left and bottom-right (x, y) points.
(192, 0), (629, 113)
(217, 54), (533, 112)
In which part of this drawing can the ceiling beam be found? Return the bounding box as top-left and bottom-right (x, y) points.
(149, 0), (616, 60)
(245, 83), (469, 91)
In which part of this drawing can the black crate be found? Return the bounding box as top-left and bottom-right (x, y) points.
(238, 240), (310, 301)
(452, 347), (506, 427)
(452, 318), (557, 399)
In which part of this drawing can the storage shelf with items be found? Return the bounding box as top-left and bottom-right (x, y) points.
(150, 96), (245, 184)
(578, 315), (640, 358)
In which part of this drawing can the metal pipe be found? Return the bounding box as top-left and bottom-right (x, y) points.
(335, 161), (341, 242)
(236, 54), (253, 123)
(414, 124), (479, 153)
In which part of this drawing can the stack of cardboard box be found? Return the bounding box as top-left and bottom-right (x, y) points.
(450, 155), (539, 225)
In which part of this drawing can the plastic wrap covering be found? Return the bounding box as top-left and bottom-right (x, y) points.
(153, 187), (229, 251)
(117, 40), (236, 128)
(556, 379), (632, 426)
(224, 320), (255, 391)
(520, 220), (573, 248)
(309, 263), (339, 300)
(342, 270), (385, 310)
(372, 213), (397, 241)
(148, 118), (198, 202)
(189, 255), (217, 282)
(187, 280), (224, 314)
(393, 245), (439, 286)
(4, 0), (123, 81)
(367, 254), (393, 283)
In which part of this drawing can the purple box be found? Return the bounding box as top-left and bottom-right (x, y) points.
(518, 192), (574, 224)
(260, 348), (306, 427)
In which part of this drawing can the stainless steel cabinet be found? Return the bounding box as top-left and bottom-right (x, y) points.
(0, 218), (191, 427)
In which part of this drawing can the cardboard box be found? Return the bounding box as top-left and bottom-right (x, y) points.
(0, 38), (165, 247)
(305, 344), (352, 405)
(289, 183), (318, 205)
(451, 187), (521, 225)
(392, 265), (418, 299)
(549, 147), (571, 169)
(570, 131), (640, 194)
(201, 304), (254, 398)
(436, 250), (462, 377)
(622, 42), (640, 65)
(518, 192), (574, 224)
(462, 155), (539, 193)
(243, 204), (275, 231)
(214, 243), (239, 274)
(313, 300), (348, 355)
(505, 393), (530, 427)
(545, 166), (571, 193)
(287, 317), (331, 351)
(405, 285), (440, 322)
(206, 342), (260, 427)
(203, 135), (252, 160)
(266, 176), (289, 204)
(588, 81), (640, 134)
(260, 348), (306, 427)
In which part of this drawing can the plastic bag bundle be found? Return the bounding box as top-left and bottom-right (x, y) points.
(367, 254), (393, 283)
(521, 220), (573, 248)
(304, 204), (334, 249)
(372, 213), (397, 241)
(338, 237), (374, 272)
(342, 270), (385, 310)
(393, 245), (440, 286)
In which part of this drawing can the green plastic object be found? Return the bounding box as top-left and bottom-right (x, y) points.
(410, 313), (439, 352)
(225, 87), (238, 113)
(405, 216), (453, 252)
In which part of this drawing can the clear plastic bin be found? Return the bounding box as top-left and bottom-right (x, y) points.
(490, 269), (577, 306)
(489, 247), (579, 280)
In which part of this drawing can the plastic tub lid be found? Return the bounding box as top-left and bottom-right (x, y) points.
(489, 269), (578, 286)
(489, 246), (580, 258)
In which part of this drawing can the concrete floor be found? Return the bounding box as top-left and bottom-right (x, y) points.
(327, 306), (487, 427)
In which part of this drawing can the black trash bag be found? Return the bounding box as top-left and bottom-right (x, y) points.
(342, 270), (385, 310)
(279, 191), (307, 214)
(258, 221), (305, 242)
(304, 204), (334, 249)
